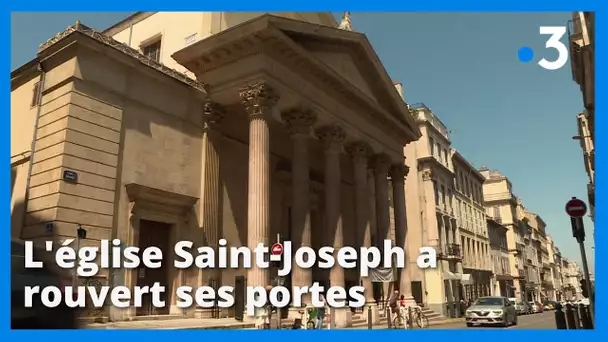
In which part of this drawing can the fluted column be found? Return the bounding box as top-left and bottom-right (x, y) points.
(196, 102), (225, 318)
(317, 124), (351, 327)
(346, 142), (373, 302)
(282, 106), (316, 305)
(240, 82), (279, 289)
(390, 163), (414, 303)
(373, 154), (391, 252)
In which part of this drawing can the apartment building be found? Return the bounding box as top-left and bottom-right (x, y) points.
(569, 11), (595, 223)
(488, 217), (513, 297)
(479, 168), (526, 301)
(545, 236), (559, 301)
(562, 259), (583, 300)
(575, 111), (595, 222)
(452, 150), (492, 301)
(405, 103), (462, 317)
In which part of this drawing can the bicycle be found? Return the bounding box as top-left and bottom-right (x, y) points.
(392, 306), (407, 329)
(409, 305), (429, 328)
(292, 307), (317, 329)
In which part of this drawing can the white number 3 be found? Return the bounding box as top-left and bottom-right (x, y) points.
(538, 26), (568, 71)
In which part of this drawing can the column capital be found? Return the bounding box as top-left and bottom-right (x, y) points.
(203, 101), (225, 130)
(346, 141), (371, 165)
(281, 106), (317, 136)
(316, 124), (346, 152)
(390, 164), (410, 181)
(372, 153), (392, 173)
(239, 82), (279, 119)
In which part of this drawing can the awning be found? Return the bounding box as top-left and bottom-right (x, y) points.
(461, 273), (474, 285)
(444, 271), (461, 281)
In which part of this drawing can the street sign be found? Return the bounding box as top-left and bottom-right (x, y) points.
(565, 197), (587, 218)
(271, 242), (283, 256)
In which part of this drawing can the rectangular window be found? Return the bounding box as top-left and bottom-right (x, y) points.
(31, 81), (41, 107)
(142, 39), (162, 62)
(433, 180), (439, 205)
(429, 137), (435, 156)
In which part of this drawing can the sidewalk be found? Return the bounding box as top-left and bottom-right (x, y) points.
(85, 316), (465, 330)
(85, 318), (255, 330)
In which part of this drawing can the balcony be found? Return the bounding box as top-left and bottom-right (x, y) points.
(445, 243), (462, 259)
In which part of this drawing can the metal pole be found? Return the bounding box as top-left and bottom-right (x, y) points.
(578, 241), (594, 324)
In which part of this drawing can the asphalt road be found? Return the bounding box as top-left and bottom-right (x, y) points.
(432, 311), (557, 329)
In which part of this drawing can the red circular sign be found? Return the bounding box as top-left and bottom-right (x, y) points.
(565, 198), (587, 218)
(271, 243), (284, 256)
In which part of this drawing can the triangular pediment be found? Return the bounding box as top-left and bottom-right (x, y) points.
(299, 42), (380, 104)
(266, 17), (421, 140)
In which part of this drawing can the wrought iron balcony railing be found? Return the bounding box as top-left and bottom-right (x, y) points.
(446, 243), (461, 258)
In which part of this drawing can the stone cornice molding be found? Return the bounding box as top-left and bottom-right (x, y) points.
(281, 106), (317, 136)
(316, 124), (346, 153)
(37, 21), (208, 94)
(239, 82), (280, 119)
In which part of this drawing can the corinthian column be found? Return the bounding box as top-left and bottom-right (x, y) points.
(316, 124), (351, 327)
(347, 141), (378, 324)
(281, 106), (316, 305)
(373, 154), (392, 252)
(195, 101), (225, 318)
(390, 163), (415, 304)
(346, 142), (372, 297)
(239, 82), (279, 290)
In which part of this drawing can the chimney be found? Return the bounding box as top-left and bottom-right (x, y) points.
(394, 82), (404, 100)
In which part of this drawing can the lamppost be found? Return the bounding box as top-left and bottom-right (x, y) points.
(73, 225), (87, 286)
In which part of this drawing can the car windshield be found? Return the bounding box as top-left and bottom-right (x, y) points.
(474, 298), (503, 306)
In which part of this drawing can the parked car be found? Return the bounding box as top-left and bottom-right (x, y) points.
(509, 298), (528, 315)
(465, 296), (518, 327)
(11, 239), (79, 329)
(529, 301), (541, 313)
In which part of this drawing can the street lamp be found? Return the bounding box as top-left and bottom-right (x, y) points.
(73, 225), (87, 287)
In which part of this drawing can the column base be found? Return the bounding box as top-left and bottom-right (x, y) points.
(403, 296), (417, 307)
(332, 307), (353, 328)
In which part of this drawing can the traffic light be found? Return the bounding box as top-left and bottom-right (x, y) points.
(580, 279), (588, 298)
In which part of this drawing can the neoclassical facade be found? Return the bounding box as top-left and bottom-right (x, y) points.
(10, 13), (421, 326)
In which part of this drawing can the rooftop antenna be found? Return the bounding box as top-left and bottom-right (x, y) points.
(338, 12), (353, 31)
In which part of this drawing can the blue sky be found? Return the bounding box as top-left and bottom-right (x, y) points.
(10, 12), (594, 271)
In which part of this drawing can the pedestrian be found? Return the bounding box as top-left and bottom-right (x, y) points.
(316, 293), (327, 329)
(459, 298), (466, 317)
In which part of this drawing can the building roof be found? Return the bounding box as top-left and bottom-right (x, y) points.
(11, 21), (207, 94)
